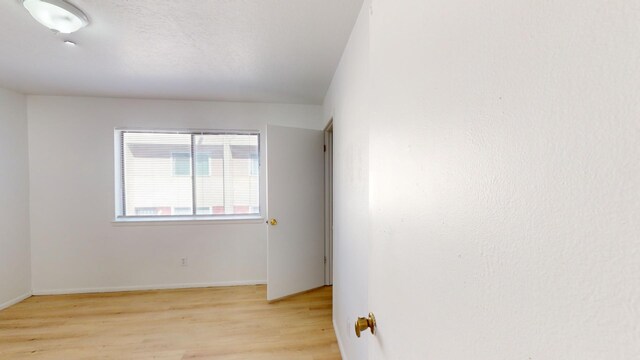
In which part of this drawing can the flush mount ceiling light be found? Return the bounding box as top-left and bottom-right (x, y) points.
(23, 0), (89, 34)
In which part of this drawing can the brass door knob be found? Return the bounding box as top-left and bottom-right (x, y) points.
(269, 218), (278, 226)
(355, 313), (376, 337)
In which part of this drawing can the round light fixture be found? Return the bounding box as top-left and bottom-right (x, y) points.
(23, 0), (89, 34)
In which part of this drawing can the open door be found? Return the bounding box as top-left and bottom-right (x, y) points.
(266, 125), (325, 301)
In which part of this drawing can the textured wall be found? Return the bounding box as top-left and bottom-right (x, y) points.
(0, 87), (31, 309)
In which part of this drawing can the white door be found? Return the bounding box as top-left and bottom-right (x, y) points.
(368, 0), (456, 358)
(267, 125), (325, 301)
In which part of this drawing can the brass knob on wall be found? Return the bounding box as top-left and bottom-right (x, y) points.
(269, 218), (278, 226)
(355, 313), (376, 337)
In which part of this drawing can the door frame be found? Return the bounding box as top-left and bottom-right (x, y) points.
(324, 119), (334, 285)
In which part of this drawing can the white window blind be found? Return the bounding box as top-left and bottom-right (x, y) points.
(118, 130), (260, 219)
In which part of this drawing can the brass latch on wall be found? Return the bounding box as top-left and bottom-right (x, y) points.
(355, 313), (376, 337)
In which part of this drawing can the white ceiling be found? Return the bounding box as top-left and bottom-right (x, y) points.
(0, 0), (363, 104)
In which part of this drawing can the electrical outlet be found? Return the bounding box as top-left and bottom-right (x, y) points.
(181, 257), (188, 267)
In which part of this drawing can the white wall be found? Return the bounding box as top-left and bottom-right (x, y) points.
(326, 0), (640, 358)
(322, 2), (370, 359)
(0, 87), (31, 309)
(28, 96), (322, 294)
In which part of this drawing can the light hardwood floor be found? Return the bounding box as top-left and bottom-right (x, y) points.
(0, 285), (340, 360)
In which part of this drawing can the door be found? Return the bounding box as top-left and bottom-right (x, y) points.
(267, 125), (325, 301)
(368, 0), (438, 357)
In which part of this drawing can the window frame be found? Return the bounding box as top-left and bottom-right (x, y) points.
(114, 128), (262, 222)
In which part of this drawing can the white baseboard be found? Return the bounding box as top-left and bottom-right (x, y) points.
(334, 317), (349, 360)
(0, 292), (32, 311)
(32, 280), (267, 296)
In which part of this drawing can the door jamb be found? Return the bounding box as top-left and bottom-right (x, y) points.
(324, 119), (334, 285)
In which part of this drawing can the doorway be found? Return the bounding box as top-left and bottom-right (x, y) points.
(324, 120), (334, 285)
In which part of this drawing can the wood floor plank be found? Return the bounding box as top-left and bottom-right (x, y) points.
(0, 285), (340, 360)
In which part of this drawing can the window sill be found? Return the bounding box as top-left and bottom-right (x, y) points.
(112, 215), (265, 226)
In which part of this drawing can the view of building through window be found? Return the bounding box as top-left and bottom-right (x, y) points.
(119, 131), (260, 217)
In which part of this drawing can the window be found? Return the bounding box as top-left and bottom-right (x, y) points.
(172, 152), (209, 176)
(172, 152), (191, 176)
(195, 153), (210, 176)
(197, 206), (213, 215)
(135, 207), (171, 215)
(135, 207), (160, 216)
(172, 207), (192, 215)
(117, 130), (260, 219)
(249, 153), (259, 176)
